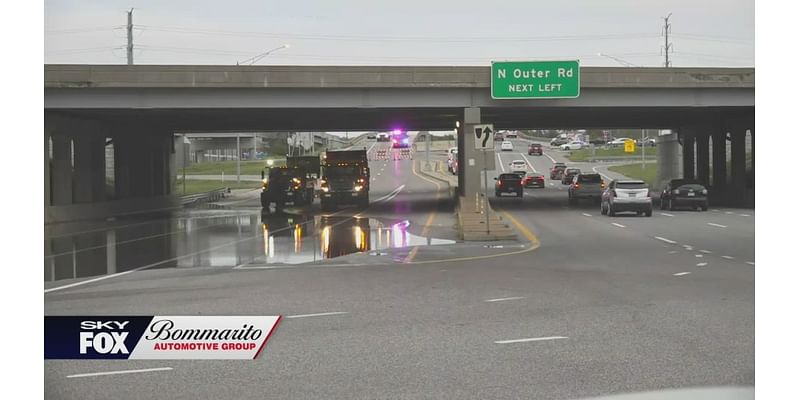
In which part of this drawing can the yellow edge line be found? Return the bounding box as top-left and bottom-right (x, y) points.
(403, 160), (442, 263)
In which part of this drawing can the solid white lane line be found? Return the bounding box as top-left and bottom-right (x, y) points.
(722, 255), (735, 260)
(660, 212), (675, 217)
(591, 166), (613, 181)
(582, 213), (592, 217)
(496, 153), (506, 172)
(374, 185), (405, 203)
(520, 153), (538, 173)
(543, 152), (557, 163)
(696, 262), (708, 267)
(611, 223), (626, 228)
(67, 367), (173, 378)
(699, 250), (712, 254)
(655, 236), (677, 244)
(707, 223), (728, 228)
(495, 336), (568, 344)
(695, 254), (703, 258)
(286, 312), (349, 319)
(746, 261), (755, 266)
(485, 296), (525, 303)
(673, 272), (691, 276)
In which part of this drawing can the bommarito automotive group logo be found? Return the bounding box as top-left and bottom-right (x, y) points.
(45, 316), (282, 360)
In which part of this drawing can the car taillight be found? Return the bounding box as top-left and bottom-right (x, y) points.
(600, 182), (605, 188)
(574, 183), (580, 188)
(702, 189), (707, 195)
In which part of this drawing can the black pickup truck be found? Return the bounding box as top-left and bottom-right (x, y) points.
(495, 173), (523, 197)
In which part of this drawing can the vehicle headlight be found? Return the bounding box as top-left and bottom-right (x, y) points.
(354, 185), (363, 192)
(321, 186), (329, 192)
(702, 189), (708, 195)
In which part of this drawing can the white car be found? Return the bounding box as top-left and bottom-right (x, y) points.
(501, 141), (513, 151)
(509, 160), (527, 173)
(608, 138), (632, 147)
(560, 141), (585, 151)
(505, 132), (518, 139)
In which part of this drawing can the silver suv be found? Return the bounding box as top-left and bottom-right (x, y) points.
(568, 173), (604, 205)
(600, 180), (652, 217)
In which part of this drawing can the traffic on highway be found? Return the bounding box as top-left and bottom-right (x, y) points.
(41, 2), (756, 399)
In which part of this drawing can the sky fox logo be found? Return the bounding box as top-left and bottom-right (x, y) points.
(79, 320), (130, 355)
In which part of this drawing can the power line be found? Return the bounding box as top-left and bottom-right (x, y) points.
(135, 25), (659, 43)
(45, 46), (123, 56)
(45, 26), (122, 34)
(671, 34), (753, 44)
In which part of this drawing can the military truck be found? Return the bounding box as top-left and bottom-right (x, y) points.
(260, 155), (320, 209)
(319, 149), (370, 211)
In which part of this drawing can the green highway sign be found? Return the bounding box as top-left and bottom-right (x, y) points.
(491, 60), (580, 99)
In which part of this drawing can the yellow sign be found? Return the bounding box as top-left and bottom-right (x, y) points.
(624, 139), (636, 153)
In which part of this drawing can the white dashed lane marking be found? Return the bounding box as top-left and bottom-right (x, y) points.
(611, 223), (626, 228)
(673, 272), (691, 276)
(707, 223), (727, 228)
(495, 336), (568, 344)
(655, 236), (677, 244)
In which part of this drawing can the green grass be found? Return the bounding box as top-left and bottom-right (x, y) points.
(567, 147), (657, 162)
(174, 179), (257, 195)
(608, 163), (659, 188)
(180, 159), (286, 176)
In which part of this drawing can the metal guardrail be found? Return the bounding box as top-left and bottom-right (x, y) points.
(180, 188), (228, 205)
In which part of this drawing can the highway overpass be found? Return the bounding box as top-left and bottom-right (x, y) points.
(45, 65), (754, 222)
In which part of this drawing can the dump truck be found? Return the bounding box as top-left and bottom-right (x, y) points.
(260, 155), (320, 209)
(319, 149), (370, 211)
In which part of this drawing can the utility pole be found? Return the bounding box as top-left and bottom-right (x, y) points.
(662, 13), (672, 67)
(126, 9), (134, 65)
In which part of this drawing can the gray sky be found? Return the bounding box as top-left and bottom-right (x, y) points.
(45, 0), (754, 66)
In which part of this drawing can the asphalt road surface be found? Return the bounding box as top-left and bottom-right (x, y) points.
(44, 139), (754, 400)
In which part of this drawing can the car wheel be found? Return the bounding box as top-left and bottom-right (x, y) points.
(668, 199), (675, 211)
(645, 209), (653, 217)
(701, 203), (708, 211)
(517, 191), (523, 197)
(608, 204), (616, 216)
(660, 198), (666, 210)
(495, 191), (501, 197)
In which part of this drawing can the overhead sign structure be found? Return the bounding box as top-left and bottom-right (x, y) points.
(624, 139), (636, 153)
(473, 124), (495, 150)
(491, 60), (580, 99)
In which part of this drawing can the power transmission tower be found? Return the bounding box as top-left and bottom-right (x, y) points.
(661, 13), (673, 67)
(126, 9), (134, 65)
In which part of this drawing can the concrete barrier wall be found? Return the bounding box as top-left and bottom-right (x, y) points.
(46, 195), (181, 224)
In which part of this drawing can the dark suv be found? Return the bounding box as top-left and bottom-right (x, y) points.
(495, 173), (523, 197)
(660, 179), (708, 211)
(528, 143), (543, 156)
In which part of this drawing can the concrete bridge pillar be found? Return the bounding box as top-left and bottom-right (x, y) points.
(730, 126), (747, 207)
(50, 134), (73, 206)
(458, 107), (483, 200)
(680, 127), (696, 181)
(711, 125), (728, 204)
(696, 131), (710, 188)
(656, 130), (681, 190)
(73, 132), (106, 203)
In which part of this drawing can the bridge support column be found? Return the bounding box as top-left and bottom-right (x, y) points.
(696, 131), (710, 188)
(680, 128), (695, 181)
(656, 129), (680, 190)
(73, 132), (106, 203)
(50, 134), (73, 206)
(459, 107), (483, 200)
(711, 126), (728, 205)
(730, 126), (747, 207)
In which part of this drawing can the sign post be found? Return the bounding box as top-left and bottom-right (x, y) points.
(474, 124), (495, 235)
(491, 60), (580, 99)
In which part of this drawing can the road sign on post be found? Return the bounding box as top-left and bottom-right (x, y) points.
(624, 139), (636, 153)
(474, 124), (495, 149)
(491, 60), (580, 99)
